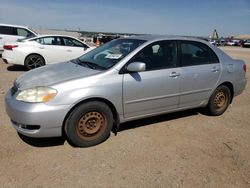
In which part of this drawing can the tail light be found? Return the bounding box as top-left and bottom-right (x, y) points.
(243, 64), (246, 73)
(4, 45), (18, 50)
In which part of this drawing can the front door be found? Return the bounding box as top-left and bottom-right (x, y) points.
(35, 36), (68, 64)
(123, 40), (181, 119)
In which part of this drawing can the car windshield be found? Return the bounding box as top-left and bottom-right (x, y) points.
(76, 38), (146, 70)
(28, 27), (38, 35)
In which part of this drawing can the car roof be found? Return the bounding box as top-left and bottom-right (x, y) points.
(25, 34), (90, 47)
(0, 23), (31, 29)
(128, 34), (208, 43)
(29, 34), (80, 39)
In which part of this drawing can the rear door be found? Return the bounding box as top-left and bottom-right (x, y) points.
(34, 36), (68, 63)
(178, 41), (221, 108)
(123, 40), (181, 119)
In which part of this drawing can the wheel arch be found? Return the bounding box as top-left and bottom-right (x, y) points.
(24, 53), (46, 64)
(217, 81), (234, 103)
(62, 97), (120, 136)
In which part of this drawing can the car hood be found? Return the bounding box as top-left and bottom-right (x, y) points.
(15, 61), (101, 90)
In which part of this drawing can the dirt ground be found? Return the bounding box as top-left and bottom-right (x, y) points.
(0, 46), (249, 188)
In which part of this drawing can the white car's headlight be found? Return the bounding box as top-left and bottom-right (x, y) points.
(16, 87), (57, 103)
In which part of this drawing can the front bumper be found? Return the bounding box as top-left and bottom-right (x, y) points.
(5, 90), (71, 138)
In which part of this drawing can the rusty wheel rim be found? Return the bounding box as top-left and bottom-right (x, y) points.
(76, 111), (106, 141)
(213, 91), (228, 111)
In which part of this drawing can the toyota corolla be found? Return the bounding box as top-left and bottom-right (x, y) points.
(5, 35), (247, 147)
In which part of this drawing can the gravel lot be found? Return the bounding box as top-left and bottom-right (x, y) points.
(0, 46), (249, 188)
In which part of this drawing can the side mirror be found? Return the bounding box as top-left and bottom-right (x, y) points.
(126, 62), (146, 72)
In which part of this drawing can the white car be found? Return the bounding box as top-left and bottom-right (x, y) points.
(2, 35), (95, 69)
(0, 23), (37, 54)
(242, 40), (250, 48)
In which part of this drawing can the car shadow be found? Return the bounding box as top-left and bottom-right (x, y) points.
(117, 108), (200, 132)
(7, 65), (27, 72)
(18, 133), (66, 147)
(17, 109), (203, 147)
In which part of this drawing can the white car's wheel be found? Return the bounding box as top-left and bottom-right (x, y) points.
(24, 54), (45, 70)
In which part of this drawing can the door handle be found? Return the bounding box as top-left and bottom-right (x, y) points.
(169, 72), (180, 78)
(211, 67), (220, 72)
(67, 49), (72, 52)
(38, 46), (45, 49)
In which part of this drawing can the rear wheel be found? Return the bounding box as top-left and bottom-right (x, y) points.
(24, 54), (45, 70)
(206, 85), (231, 116)
(65, 101), (113, 147)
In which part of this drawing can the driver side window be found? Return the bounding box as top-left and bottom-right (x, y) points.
(129, 40), (177, 71)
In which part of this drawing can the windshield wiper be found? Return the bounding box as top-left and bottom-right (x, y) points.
(78, 60), (106, 70)
(70, 59), (94, 69)
(71, 58), (106, 70)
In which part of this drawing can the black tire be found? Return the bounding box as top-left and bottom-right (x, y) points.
(206, 85), (231, 116)
(24, 54), (45, 70)
(65, 101), (113, 147)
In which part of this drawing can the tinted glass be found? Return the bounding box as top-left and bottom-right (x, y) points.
(180, 41), (219, 66)
(0, 26), (15, 35)
(130, 40), (177, 71)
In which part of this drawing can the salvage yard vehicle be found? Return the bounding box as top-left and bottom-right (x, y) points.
(5, 35), (247, 147)
(2, 35), (95, 70)
(0, 23), (37, 55)
(242, 39), (250, 48)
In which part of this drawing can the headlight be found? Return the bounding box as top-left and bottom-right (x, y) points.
(16, 87), (57, 103)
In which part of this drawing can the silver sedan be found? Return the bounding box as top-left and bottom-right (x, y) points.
(5, 35), (247, 147)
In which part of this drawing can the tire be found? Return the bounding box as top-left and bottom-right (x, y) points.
(65, 101), (113, 147)
(24, 54), (45, 70)
(206, 85), (231, 116)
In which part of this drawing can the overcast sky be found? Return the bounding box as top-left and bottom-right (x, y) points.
(0, 0), (249, 37)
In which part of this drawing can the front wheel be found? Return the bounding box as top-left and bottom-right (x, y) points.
(24, 54), (45, 70)
(206, 85), (231, 116)
(65, 101), (113, 147)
